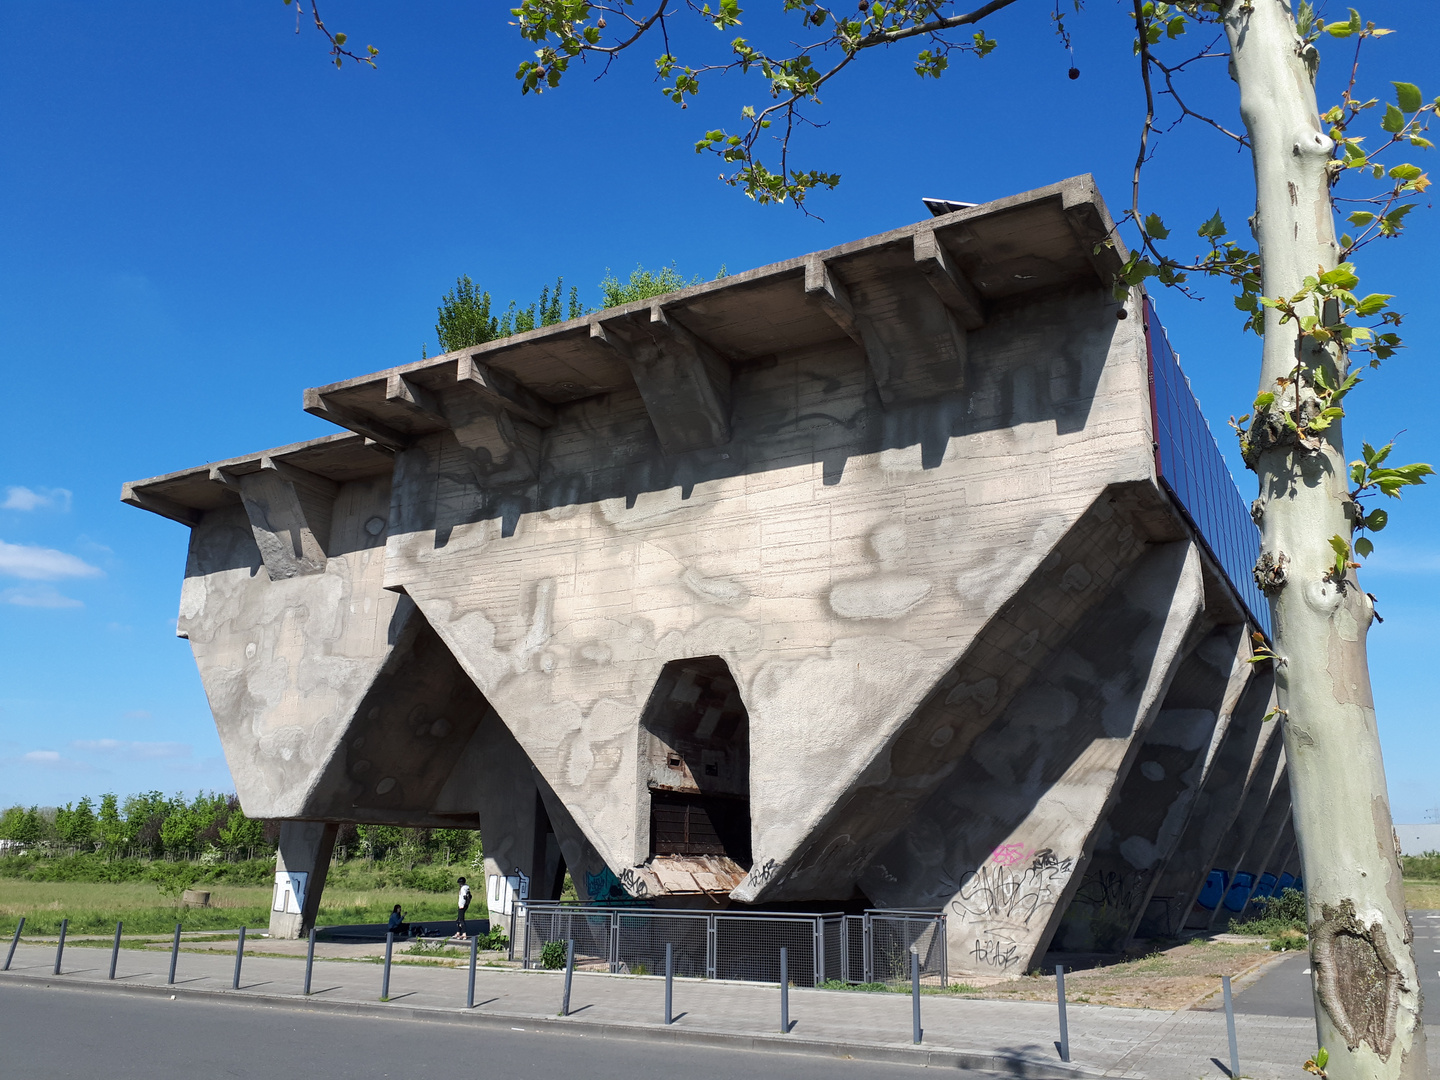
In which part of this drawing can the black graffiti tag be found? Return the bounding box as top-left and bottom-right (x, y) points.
(951, 848), (1074, 926)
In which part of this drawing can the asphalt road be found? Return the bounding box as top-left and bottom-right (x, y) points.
(1233, 910), (1440, 1025)
(0, 982), (986, 1080)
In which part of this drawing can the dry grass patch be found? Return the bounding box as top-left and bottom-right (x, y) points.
(974, 938), (1276, 1010)
(1403, 881), (1440, 910)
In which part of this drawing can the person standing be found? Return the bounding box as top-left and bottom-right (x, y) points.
(455, 876), (473, 940)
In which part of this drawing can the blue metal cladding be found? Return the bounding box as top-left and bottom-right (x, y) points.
(1144, 298), (1274, 640)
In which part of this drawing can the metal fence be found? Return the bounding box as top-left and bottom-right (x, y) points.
(521, 904), (946, 988)
(1144, 297), (1272, 639)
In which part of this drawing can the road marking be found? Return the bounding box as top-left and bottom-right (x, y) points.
(1303, 968), (1311, 974)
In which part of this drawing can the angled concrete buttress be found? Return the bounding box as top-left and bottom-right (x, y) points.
(124, 176), (1276, 960)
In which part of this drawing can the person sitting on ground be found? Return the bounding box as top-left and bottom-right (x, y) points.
(387, 904), (412, 939)
(455, 876), (473, 940)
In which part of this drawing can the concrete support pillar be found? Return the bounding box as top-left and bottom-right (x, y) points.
(269, 820), (338, 939)
(1181, 731), (1286, 930)
(1206, 769), (1291, 930)
(1135, 665), (1278, 937)
(1053, 621), (1246, 952)
(863, 539), (1205, 978)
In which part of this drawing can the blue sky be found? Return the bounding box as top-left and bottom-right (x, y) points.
(1, 2), (1434, 821)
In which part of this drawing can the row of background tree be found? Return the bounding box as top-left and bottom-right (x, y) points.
(0, 793), (481, 865)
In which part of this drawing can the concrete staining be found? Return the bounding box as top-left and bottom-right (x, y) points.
(124, 177), (1292, 973)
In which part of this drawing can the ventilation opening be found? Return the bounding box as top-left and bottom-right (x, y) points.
(643, 655), (751, 870)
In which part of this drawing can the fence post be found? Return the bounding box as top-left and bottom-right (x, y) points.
(381, 931), (394, 1001)
(610, 911), (619, 974)
(467, 935), (478, 1008)
(3, 917), (23, 970)
(508, 902), (518, 963)
(862, 913), (873, 984)
(1056, 964), (1070, 1063)
(232, 926), (246, 989)
(53, 919), (68, 975)
(560, 938), (575, 1017)
(1222, 974), (1240, 1078)
(780, 946), (790, 1033)
(813, 916), (823, 986)
(167, 923), (182, 985)
(706, 913), (717, 980)
(939, 913), (948, 989)
(303, 927), (316, 995)
(109, 921), (123, 980)
(910, 945), (923, 1044)
(665, 942), (674, 1025)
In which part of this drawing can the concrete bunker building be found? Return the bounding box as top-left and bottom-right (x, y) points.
(123, 177), (1297, 978)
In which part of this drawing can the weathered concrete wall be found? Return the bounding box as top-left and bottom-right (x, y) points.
(178, 477), (407, 818)
(1053, 621), (1248, 951)
(1194, 749), (1289, 929)
(1136, 663), (1278, 937)
(859, 539), (1205, 977)
(384, 284), (1158, 906)
(126, 180), (1274, 953)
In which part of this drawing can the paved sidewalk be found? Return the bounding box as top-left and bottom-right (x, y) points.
(3, 940), (1435, 1079)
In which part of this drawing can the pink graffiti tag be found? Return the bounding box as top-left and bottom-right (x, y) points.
(989, 842), (1030, 867)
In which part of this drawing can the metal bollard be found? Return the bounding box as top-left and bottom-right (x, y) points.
(54, 919), (68, 975)
(560, 939), (575, 1016)
(381, 931), (394, 1001)
(1222, 974), (1240, 1078)
(467, 935), (478, 1008)
(232, 926), (246, 989)
(665, 942), (674, 1025)
(167, 923), (182, 985)
(1056, 964), (1070, 1063)
(4, 917), (23, 971)
(910, 945), (922, 1044)
(109, 922), (123, 980)
(780, 946), (790, 1033)
(303, 927), (316, 995)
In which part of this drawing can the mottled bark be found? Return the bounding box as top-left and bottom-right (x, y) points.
(1223, 1), (1427, 1076)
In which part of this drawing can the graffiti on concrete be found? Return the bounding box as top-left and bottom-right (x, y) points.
(970, 933), (1023, 970)
(989, 841), (1031, 867)
(1072, 868), (1151, 915)
(951, 848), (1075, 928)
(585, 865), (648, 903)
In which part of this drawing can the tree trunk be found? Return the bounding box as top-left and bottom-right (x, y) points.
(1223, 2), (1427, 1077)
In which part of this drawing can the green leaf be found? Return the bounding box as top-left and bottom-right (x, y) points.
(1389, 163), (1423, 181)
(1144, 213), (1170, 240)
(1347, 211), (1376, 227)
(1197, 210), (1226, 239)
(1354, 536), (1374, 558)
(1365, 508), (1389, 532)
(1254, 391), (1276, 410)
(1326, 21), (1354, 37)
(1382, 103), (1406, 133)
(1319, 264), (1359, 289)
(1393, 81), (1423, 113)
(1355, 293), (1392, 316)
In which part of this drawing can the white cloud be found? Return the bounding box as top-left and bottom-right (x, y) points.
(71, 739), (192, 761)
(2, 585), (84, 609)
(17, 749), (93, 772)
(0, 540), (103, 581)
(3, 487), (72, 512)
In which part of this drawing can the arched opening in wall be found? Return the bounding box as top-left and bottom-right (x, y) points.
(642, 656), (751, 872)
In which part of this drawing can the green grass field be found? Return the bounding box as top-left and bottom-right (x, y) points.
(0, 874), (486, 936)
